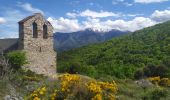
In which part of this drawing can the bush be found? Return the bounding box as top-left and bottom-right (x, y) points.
(143, 65), (157, 77)
(150, 88), (168, 100)
(155, 65), (169, 77)
(0, 54), (13, 79)
(147, 76), (170, 87)
(148, 76), (160, 85)
(7, 51), (27, 70)
(162, 59), (170, 67)
(58, 62), (81, 74)
(134, 69), (144, 79)
(81, 65), (97, 78)
(135, 64), (169, 79)
(68, 62), (81, 74)
(143, 88), (168, 100)
(57, 63), (70, 73)
(159, 78), (170, 87)
(26, 73), (118, 100)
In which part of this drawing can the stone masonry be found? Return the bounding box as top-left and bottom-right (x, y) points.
(18, 13), (56, 75)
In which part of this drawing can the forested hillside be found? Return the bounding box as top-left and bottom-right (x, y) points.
(58, 21), (170, 79)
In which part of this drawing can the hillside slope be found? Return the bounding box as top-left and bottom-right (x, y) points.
(58, 21), (170, 78)
(54, 29), (127, 52)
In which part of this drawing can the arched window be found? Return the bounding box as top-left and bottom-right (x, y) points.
(43, 24), (48, 39)
(32, 22), (38, 38)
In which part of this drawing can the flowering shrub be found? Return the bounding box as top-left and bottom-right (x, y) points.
(26, 73), (118, 100)
(29, 86), (46, 100)
(87, 81), (118, 100)
(148, 76), (170, 87)
(50, 90), (57, 100)
(92, 94), (102, 100)
(59, 73), (80, 92)
(148, 76), (160, 85)
(87, 81), (102, 94)
(159, 78), (170, 87)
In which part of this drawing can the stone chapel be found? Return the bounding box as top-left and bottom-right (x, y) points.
(0, 13), (56, 75)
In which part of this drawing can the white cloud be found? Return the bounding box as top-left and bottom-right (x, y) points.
(151, 10), (170, 22)
(66, 12), (77, 18)
(134, 0), (169, 4)
(48, 15), (157, 33)
(0, 3), (43, 39)
(124, 2), (133, 6)
(82, 18), (111, 32)
(69, 0), (80, 6)
(83, 17), (156, 32)
(66, 9), (121, 18)
(2, 2), (170, 39)
(0, 8), (32, 39)
(115, 0), (125, 2)
(0, 17), (6, 24)
(0, 2), (45, 38)
(80, 9), (120, 18)
(18, 3), (44, 14)
(47, 17), (83, 33)
(126, 14), (143, 17)
(112, 0), (133, 6)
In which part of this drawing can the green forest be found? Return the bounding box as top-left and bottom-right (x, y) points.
(58, 20), (170, 79)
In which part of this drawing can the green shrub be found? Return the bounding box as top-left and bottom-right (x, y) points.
(58, 62), (81, 74)
(68, 62), (81, 74)
(149, 88), (168, 100)
(134, 69), (144, 79)
(81, 65), (97, 78)
(57, 63), (70, 73)
(135, 64), (169, 79)
(155, 65), (169, 77)
(7, 51), (27, 70)
(143, 65), (157, 77)
(162, 59), (170, 67)
(143, 88), (168, 100)
(159, 78), (170, 87)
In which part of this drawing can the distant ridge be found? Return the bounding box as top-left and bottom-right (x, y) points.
(0, 38), (18, 53)
(54, 29), (128, 52)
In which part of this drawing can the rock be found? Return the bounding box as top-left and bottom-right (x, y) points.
(4, 95), (10, 100)
(4, 84), (24, 100)
(135, 79), (153, 88)
(4, 95), (23, 100)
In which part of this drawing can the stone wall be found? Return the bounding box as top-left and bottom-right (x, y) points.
(18, 13), (56, 75)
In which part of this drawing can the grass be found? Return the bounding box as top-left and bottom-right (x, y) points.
(0, 80), (8, 100)
(116, 79), (170, 100)
(1, 70), (170, 100)
(117, 79), (145, 99)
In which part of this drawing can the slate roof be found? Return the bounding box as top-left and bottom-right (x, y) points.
(0, 38), (19, 53)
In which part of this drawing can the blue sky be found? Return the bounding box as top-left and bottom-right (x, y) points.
(0, 0), (170, 38)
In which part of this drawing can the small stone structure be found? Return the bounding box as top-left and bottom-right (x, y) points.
(18, 13), (56, 75)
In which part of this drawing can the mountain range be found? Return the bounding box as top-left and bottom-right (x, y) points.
(54, 29), (128, 52)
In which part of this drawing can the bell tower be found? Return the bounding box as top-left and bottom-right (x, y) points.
(18, 13), (56, 75)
